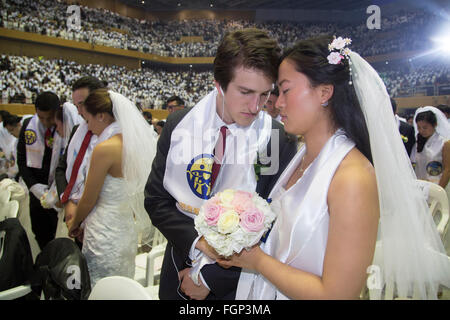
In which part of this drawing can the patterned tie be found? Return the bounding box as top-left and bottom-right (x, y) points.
(44, 127), (54, 148)
(61, 130), (93, 204)
(210, 126), (228, 190)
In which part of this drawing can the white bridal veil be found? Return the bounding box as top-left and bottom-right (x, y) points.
(349, 51), (450, 299)
(108, 91), (157, 245)
(413, 106), (450, 140)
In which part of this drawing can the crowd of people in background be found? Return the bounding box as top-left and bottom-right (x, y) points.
(1, 52), (449, 109)
(0, 0), (442, 58)
(1, 0), (448, 105)
(0, 55), (215, 109)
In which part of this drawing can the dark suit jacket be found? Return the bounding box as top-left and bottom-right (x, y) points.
(144, 108), (297, 299)
(17, 117), (53, 190)
(55, 125), (79, 199)
(399, 120), (415, 157)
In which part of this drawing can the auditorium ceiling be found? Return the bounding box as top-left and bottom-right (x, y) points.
(121, 0), (373, 11)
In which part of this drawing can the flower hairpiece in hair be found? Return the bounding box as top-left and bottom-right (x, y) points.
(327, 36), (354, 85)
(327, 36), (352, 65)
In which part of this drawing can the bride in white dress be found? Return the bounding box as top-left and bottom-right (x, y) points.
(219, 36), (450, 299)
(67, 89), (156, 287)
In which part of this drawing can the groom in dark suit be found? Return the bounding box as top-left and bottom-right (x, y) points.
(391, 98), (415, 156)
(144, 28), (297, 300)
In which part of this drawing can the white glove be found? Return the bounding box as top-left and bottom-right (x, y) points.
(30, 183), (48, 200)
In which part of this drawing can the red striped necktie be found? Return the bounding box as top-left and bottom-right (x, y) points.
(61, 130), (93, 204)
(210, 126), (228, 190)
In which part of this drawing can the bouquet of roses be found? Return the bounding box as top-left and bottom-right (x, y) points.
(194, 189), (276, 258)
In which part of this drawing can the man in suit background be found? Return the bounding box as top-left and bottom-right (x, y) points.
(17, 91), (59, 250)
(144, 28), (297, 300)
(391, 98), (415, 156)
(166, 95), (186, 114)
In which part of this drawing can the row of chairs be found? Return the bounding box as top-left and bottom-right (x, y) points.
(2, 179), (448, 300)
(132, 229), (167, 300)
(0, 178), (168, 300)
(364, 180), (450, 300)
(0, 227), (167, 300)
(0, 181), (33, 300)
(0, 187), (19, 221)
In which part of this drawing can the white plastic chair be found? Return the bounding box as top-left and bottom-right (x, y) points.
(0, 200), (19, 220)
(152, 228), (166, 248)
(0, 188), (11, 204)
(0, 227), (33, 300)
(135, 228), (166, 285)
(368, 240), (450, 300)
(0, 230), (5, 260)
(145, 243), (166, 287)
(0, 285), (32, 300)
(426, 182), (449, 238)
(135, 244), (166, 291)
(88, 276), (153, 300)
(416, 180), (449, 239)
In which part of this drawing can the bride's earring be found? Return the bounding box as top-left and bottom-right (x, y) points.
(321, 101), (329, 107)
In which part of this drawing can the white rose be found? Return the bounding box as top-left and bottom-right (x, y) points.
(219, 189), (235, 206)
(217, 210), (240, 234)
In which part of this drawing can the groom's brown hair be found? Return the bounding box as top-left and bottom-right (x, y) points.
(214, 28), (281, 91)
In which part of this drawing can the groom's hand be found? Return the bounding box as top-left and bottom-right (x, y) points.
(179, 268), (210, 300)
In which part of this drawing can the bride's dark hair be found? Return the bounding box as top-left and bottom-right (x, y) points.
(280, 35), (372, 163)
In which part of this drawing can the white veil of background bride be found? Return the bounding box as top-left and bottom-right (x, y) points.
(108, 90), (157, 246)
(412, 106), (450, 140)
(349, 51), (450, 299)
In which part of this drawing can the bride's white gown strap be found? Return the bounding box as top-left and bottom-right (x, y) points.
(236, 129), (355, 300)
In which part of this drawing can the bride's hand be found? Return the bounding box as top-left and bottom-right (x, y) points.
(64, 200), (77, 222)
(195, 237), (221, 261)
(68, 225), (83, 239)
(216, 245), (264, 271)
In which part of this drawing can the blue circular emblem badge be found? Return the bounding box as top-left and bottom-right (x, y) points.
(186, 154), (214, 199)
(426, 161), (443, 176)
(24, 129), (37, 145)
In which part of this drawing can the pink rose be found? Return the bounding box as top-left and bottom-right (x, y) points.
(240, 207), (265, 233)
(327, 52), (343, 65)
(204, 203), (224, 226)
(232, 191), (254, 214)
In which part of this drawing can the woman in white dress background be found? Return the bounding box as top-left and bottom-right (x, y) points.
(219, 36), (450, 299)
(67, 88), (156, 287)
(410, 106), (450, 199)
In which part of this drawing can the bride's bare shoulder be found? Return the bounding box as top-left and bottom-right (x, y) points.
(94, 134), (123, 156)
(329, 148), (378, 204)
